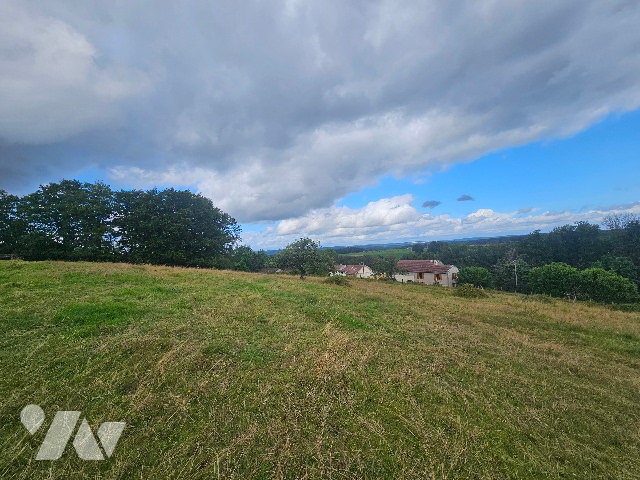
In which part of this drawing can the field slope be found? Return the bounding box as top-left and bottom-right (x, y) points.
(1, 261), (639, 479)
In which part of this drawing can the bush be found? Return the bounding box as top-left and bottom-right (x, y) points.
(578, 268), (638, 303)
(454, 284), (488, 298)
(528, 263), (580, 298)
(528, 263), (639, 303)
(324, 275), (351, 286)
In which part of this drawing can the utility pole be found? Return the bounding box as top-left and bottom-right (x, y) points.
(512, 260), (518, 292)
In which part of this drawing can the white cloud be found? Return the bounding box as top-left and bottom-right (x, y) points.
(1, 1), (640, 222)
(242, 197), (640, 250)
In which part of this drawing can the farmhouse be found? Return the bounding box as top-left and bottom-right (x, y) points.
(334, 264), (373, 278)
(395, 260), (459, 287)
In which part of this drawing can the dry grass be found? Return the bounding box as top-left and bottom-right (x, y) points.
(0, 261), (639, 479)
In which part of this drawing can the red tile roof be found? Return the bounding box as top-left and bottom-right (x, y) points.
(397, 260), (454, 274)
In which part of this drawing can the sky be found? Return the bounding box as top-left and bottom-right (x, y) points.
(1, 0), (639, 250)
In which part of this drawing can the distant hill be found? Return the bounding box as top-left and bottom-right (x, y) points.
(329, 235), (528, 255)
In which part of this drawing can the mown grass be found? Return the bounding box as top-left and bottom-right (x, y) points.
(0, 261), (639, 479)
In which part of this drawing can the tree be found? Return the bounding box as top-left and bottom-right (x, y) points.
(232, 245), (269, 272)
(546, 222), (603, 269)
(591, 255), (638, 285)
(323, 248), (338, 265)
(518, 230), (551, 267)
(578, 268), (638, 303)
(457, 266), (493, 288)
(15, 180), (118, 261)
(605, 220), (640, 279)
(372, 256), (402, 279)
(427, 241), (445, 253)
(493, 257), (530, 293)
(0, 190), (22, 255)
(602, 213), (640, 231)
(528, 263), (580, 298)
(275, 237), (333, 279)
(411, 242), (426, 254)
(114, 188), (240, 267)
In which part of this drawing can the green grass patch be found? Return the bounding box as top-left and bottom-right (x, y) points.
(53, 300), (139, 336)
(0, 261), (639, 479)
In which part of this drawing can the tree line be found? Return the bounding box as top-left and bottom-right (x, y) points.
(0, 180), (262, 269)
(445, 218), (640, 302)
(339, 216), (640, 303)
(2, 180), (639, 302)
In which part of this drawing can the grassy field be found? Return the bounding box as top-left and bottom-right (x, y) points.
(1, 261), (639, 479)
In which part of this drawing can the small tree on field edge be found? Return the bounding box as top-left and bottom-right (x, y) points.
(275, 237), (333, 279)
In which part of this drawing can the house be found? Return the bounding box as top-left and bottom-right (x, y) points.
(334, 264), (374, 278)
(395, 260), (459, 287)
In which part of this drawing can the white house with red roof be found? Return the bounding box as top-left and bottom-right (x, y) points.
(334, 264), (374, 278)
(395, 260), (459, 287)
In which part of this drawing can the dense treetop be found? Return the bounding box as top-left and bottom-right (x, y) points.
(0, 180), (242, 268)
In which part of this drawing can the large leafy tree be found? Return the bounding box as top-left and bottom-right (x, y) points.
(275, 237), (333, 279)
(15, 180), (117, 260)
(114, 188), (240, 267)
(546, 222), (603, 269)
(602, 213), (640, 230)
(457, 266), (493, 288)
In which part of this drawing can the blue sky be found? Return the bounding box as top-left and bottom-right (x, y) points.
(242, 109), (640, 249)
(339, 110), (640, 217)
(1, 1), (640, 250)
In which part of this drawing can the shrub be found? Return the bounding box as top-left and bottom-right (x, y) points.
(324, 275), (351, 286)
(528, 263), (580, 298)
(454, 284), (488, 298)
(578, 268), (638, 303)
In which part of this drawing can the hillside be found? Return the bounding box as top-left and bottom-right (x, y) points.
(1, 261), (639, 479)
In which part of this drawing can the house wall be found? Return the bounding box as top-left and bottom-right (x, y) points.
(334, 265), (374, 278)
(446, 266), (459, 287)
(394, 266), (459, 287)
(394, 273), (416, 283)
(355, 266), (373, 278)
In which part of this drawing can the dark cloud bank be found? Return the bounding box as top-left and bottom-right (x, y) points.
(2, 0), (640, 222)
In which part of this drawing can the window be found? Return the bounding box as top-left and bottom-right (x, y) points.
(434, 274), (442, 281)
(452, 272), (457, 280)
(417, 272), (424, 280)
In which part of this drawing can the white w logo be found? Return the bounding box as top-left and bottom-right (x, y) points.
(21, 404), (125, 461)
